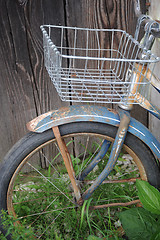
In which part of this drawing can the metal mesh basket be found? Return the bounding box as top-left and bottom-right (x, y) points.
(40, 25), (159, 104)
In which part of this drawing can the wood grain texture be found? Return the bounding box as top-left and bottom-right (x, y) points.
(0, 0), (147, 161)
(149, 0), (160, 141)
(0, 0), (67, 160)
(65, 0), (147, 124)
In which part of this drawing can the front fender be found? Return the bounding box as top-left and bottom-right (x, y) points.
(27, 105), (160, 160)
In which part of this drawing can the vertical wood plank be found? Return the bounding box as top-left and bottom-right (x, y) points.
(149, 0), (160, 141)
(0, 0), (67, 161)
(65, 0), (147, 125)
(0, 0), (148, 162)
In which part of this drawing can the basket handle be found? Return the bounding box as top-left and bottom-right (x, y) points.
(134, 15), (151, 41)
(133, 0), (160, 43)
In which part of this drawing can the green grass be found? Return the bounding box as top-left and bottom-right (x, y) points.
(0, 137), (141, 239)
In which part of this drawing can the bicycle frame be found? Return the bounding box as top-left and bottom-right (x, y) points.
(137, 73), (160, 119)
(27, 14), (160, 204)
(27, 99), (160, 203)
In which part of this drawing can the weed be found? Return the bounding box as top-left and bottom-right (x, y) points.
(2, 136), (141, 239)
(119, 180), (160, 240)
(0, 210), (34, 239)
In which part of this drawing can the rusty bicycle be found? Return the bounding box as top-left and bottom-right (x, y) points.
(0, 2), (160, 239)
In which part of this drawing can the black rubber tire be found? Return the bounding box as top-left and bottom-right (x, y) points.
(0, 122), (160, 239)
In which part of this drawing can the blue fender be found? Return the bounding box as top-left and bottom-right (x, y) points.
(27, 105), (160, 160)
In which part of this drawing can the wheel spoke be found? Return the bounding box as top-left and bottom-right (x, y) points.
(39, 150), (61, 177)
(37, 208), (66, 239)
(78, 140), (104, 176)
(79, 136), (90, 175)
(28, 197), (58, 226)
(5, 128), (151, 239)
(27, 162), (74, 204)
(17, 206), (75, 220)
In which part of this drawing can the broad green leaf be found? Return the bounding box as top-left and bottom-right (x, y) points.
(119, 207), (159, 240)
(136, 179), (160, 214)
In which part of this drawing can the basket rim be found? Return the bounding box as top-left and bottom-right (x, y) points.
(40, 24), (128, 32)
(40, 25), (160, 63)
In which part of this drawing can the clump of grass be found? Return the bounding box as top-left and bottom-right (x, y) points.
(3, 137), (140, 239)
(0, 210), (34, 239)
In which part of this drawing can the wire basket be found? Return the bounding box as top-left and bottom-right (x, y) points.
(40, 25), (159, 104)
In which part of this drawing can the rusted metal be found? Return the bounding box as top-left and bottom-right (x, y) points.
(126, 63), (147, 108)
(146, 67), (160, 91)
(89, 199), (140, 210)
(79, 139), (111, 181)
(26, 105), (160, 160)
(77, 197), (84, 206)
(82, 107), (131, 200)
(132, 67), (160, 118)
(27, 111), (53, 132)
(85, 177), (140, 185)
(26, 105), (120, 133)
(61, 138), (76, 177)
(120, 64), (160, 115)
(146, 2), (151, 7)
(52, 126), (81, 202)
(135, 92), (160, 119)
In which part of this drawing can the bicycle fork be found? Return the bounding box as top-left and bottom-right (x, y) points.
(52, 107), (131, 205)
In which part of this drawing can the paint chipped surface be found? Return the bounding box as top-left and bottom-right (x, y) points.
(27, 105), (120, 132)
(26, 105), (160, 161)
(27, 111), (53, 131)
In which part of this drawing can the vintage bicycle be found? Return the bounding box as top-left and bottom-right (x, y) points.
(0, 2), (160, 239)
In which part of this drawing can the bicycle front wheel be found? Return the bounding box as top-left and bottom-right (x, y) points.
(0, 121), (160, 239)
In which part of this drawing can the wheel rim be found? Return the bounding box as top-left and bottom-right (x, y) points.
(7, 133), (147, 239)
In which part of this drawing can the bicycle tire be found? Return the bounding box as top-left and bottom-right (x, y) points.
(0, 121), (160, 239)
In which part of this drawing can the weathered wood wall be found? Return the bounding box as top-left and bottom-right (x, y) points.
(0, 0), (146, 161)
(149, 0), (160, 141)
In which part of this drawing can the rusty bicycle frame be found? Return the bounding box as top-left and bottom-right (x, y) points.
(51, 64), (160, 205)
(27, 15), (160, 208)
